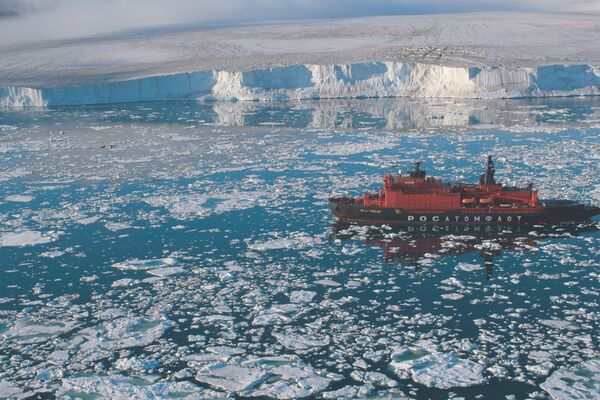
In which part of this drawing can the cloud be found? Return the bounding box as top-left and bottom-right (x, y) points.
(0, 0), (55, 17)
(0, 0), (598, 44)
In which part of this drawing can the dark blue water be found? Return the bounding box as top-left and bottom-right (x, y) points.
(0, 99), (598, 399)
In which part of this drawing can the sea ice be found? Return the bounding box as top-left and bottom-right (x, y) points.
(252, 304), (301, 326)
(6, 318), (78, 344)
(441, 293), (464, 301)
(289, 290), (316, 304)
(0, 380), (24, 399)
(112, 278), (137, 287)
(194, 356), (331, 398)
(252, 313), (292, 326)
(39, 250), (65, 258)
(145, 191), (275, 220)
(249, 357), (331, 398)
(115, 357), (159, 372)
(273, 332), (331, 350)
(195, 364), (270, 393)
(322, 385), (360, 399)
(249, 233), (319, 251)
(146, 266), (185, 277)
(112, 257), (178, 271)
(539, 319), (578, 331)
(314, 279), (341, 287)
(456, 262), (483, 272)
(0, 230), (57, 247)
(144, 194), (210, 219)
(390, 347), (485, 389)
(59, 375), (222, 399)
(48, 350), (70, 365)
(71, 317), (174, 351)
(5, 194), (34, 202)
(541, 358), (600, 400)
(105, 222), (133, 231)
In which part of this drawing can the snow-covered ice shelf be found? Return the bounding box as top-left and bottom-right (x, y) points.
(2, 62), (600, 106)
(2, 12), (600, 106)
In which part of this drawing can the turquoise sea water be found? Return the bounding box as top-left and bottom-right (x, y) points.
(0, 98), (599, 399)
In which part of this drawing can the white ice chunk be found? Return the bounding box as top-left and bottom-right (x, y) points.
(0, 230), (57, 247)
(273, 332), (330, 350)
(49, 350), (70, 365)
(441, 293), (464, 301)
(39, 250), (65, 258)
(249, 233), (319, 251)
(115, 357), (159, 372)
(113, 257), (178, 271)
(195, 364), (270, 393)
(390, 347), (485, 389)
(314, 279), (341, 287)
(0, 380), (24, 399)
(457, 262), (483, 272)
(289, 290), (316, 304)
(5, 195), (34, 203)
(105, 222), (132, 231)
(147, 266), (185, 277)
(72, 317), (174, 351)
(59, 375), (221, 399)
(252, 304), (301, 326)
(322, 385), (360, 399)
(6, 318), (78, 344)
(112, 278), (137, 288)
(539, 319), (578, 331)
(541, 358), (600, 400)
(252, 313), (291, 326)
(195, 356), (331, 399)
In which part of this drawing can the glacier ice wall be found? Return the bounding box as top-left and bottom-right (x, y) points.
(2, 62), (600, 106)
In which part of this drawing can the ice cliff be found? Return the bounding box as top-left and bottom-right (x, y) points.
(2, 62), (600, 106)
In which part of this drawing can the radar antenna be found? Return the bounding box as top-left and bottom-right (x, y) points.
(409, 161), (426, 179)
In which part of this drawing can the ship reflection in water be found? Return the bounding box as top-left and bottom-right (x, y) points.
(331, 221), (599, 271)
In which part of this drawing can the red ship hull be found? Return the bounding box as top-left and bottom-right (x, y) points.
(329, 157), (599, 226)
(330, 198), (600, 225)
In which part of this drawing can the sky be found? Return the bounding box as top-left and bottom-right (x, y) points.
(1, 0), (599, 44)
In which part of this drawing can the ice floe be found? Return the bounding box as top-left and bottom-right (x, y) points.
(59, 376), (222, 399)
(70, 317), (174, 352)
(289, 290), (316, 304)
(390, 347), (485, 389)
(249, 232), (320, 251)
(0, 380), (25, 399)
(115, 357), (159, 372)
(112, 258), (178, 271)
(541, 358), (600, 400)
(0, 230), (57, 247)
(147, 266), (185, 277)
(5, 318), (78, 344)
(273, 331), (331, 351)
(5, 195), (34, 203)
(194, 356), (331, 399)
(456, 262), (483, 272)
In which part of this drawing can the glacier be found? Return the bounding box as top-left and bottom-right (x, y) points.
(2, 62), (600, 107)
